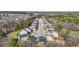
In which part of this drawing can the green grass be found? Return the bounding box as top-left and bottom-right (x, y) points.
(48, 15), (79, 25)
(8, 38), (25, 47)
(8, 30), (22, 38)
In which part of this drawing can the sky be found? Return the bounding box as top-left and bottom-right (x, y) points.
(0, 0), (79, 11)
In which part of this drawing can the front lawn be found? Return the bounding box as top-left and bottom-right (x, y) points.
(8, 30), (22, 38)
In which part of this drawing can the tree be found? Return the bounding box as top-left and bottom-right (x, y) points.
(0, 29), (4, 39)
(28, 35), (36, 46)
(15, 18), (33, 31)
(39, 36), (46, 42)
(60, 28), (70, 40)
(57, 22), (64, 32)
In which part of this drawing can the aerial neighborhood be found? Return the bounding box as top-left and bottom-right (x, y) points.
(0, 12), (79, 47)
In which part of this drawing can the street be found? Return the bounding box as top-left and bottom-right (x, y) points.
(18, 16), (58, 41)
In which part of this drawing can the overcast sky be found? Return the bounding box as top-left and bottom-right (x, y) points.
(0, 0), (79, 11)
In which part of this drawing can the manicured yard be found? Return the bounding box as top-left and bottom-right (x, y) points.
(8, 30), (22, 38)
